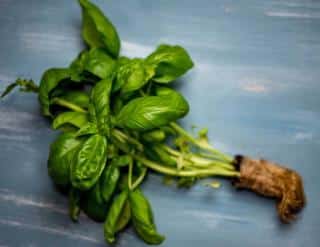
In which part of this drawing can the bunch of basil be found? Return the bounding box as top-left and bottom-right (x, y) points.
(2, 0), (239, 245)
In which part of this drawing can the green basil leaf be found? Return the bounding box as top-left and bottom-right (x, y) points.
(146, 44), (194, 83)
(129, 189), (165, 245)
(112, 56), (131, 92)
(69, 188), (81, 222)
(89, 78), (112, 135)
(70, 48), (116, 81)
(48, 133), (83, 186)
(76, 122), (98, 137)
(52, 111), (89, 130)
(100, 165), (120, 203)
(38, 68), (71, 117)
(104, 190), (129, 244)
(115, 90), (189, 131)
(71, 134), (107, 190)
(111, 96), (124, 115)
(79, 0), (120, 58)
(114, 58), (155, 94)
(114, 200), (131, 232)
(81, 181), (108, 222)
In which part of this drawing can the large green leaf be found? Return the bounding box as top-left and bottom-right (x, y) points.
(71, 134), (107, 190)
(146, 44), (194, 83)
(115, 88), (189, 131)
(130, 189), (165, 245)
(79, 0), (120, 58)
(104, 190), (130, 244)
(48, 133), (83, 186)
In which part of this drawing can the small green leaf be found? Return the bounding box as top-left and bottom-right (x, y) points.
(52, 111), (88, 130)
(79, 0), (121, 58)
(48, 133), (83, 186)
(129, 189), (165, 245)
(104, 190), (129, 244)
(71, 134), (107, 190)
(146, 44), (194, 83)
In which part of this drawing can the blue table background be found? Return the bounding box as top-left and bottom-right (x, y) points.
(0, 0), (319, 246)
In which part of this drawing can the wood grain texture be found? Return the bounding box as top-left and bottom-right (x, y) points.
(0, 0), (319, 246)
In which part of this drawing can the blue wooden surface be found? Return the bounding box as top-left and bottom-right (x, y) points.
(0, 0), (319, 246)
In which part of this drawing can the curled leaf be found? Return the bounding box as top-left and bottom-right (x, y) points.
(38, 68), (71, 117)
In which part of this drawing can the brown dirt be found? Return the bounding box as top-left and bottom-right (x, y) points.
(233, 155), (306, 223)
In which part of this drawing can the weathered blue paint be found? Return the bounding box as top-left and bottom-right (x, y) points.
(0, 0), (319, 246)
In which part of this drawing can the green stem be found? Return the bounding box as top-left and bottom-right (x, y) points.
(112, 128), (239, 178)
(139, 89), (146, 97)
(51, 97), (86, 113)
(159, 144), (234, 170)
(131, 167), (147, 190)
(128, 157), (133, 190)
(134, 155), (239, 178)
(170, 122), (233, 163)
(112, 129), (144, 152)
